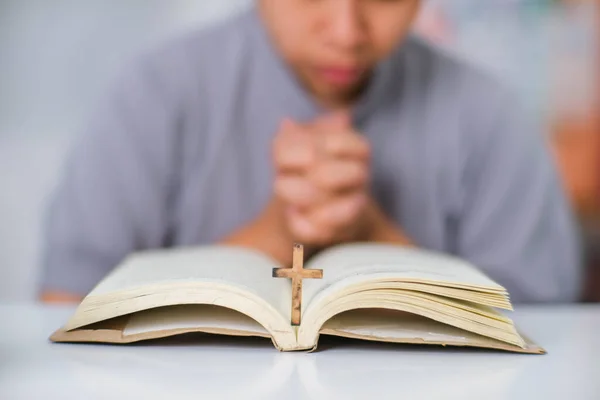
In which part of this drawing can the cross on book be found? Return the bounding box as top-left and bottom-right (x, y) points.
(272, 243), (323, 326)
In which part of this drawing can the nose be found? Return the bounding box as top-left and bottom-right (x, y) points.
(327, 0), (366, 52)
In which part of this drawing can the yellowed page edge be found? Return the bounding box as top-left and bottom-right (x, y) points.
(316, 328), (545, 354)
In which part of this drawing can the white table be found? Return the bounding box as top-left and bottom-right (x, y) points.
(1, 304), (599, 399)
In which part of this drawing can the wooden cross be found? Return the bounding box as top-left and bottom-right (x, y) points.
(272, 243), (323, 326)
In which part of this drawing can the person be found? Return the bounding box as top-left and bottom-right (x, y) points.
(39, 0), (583, 304)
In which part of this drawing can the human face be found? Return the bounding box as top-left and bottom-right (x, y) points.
(258, 0), (421, 108)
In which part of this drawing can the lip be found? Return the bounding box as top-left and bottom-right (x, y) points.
(315, 66), (364, 86)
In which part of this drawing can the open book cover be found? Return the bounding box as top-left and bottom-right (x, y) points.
(50, 243), (545, 354)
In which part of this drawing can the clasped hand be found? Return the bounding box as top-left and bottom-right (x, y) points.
(272, 112), (374, 246)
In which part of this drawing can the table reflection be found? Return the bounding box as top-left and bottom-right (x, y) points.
(51, 333), (536, 400)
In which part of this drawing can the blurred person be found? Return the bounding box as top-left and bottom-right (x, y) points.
(39, 0), (582, 304)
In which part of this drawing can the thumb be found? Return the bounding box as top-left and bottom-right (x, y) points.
(280, 117), (302, 131)
(315, 110), (352, 130)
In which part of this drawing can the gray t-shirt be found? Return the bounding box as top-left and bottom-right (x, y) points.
(40, 6), (582, 302)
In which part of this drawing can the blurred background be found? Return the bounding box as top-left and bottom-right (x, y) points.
(0, 0), (598, 302)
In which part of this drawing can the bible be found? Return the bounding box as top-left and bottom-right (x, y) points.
(50, 242), (545, 354)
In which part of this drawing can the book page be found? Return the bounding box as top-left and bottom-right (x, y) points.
(319, 308), (544, 354)
(322, 308), (477, 343)
(87, 245), (291, 321)
(302, 243), (506, 310)
(320, 308), (522, 348)
(122, 304), (269, 336)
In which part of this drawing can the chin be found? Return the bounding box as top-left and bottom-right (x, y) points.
(299, 70), (366, 106)
(321, 81), (366, 104)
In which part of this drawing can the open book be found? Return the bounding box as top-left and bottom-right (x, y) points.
(50, 243), (545, 354)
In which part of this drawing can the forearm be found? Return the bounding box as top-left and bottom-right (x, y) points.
(364, 199), (414, 246)
(39, 291), (84, 304)
(220, 198), (301, 267)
